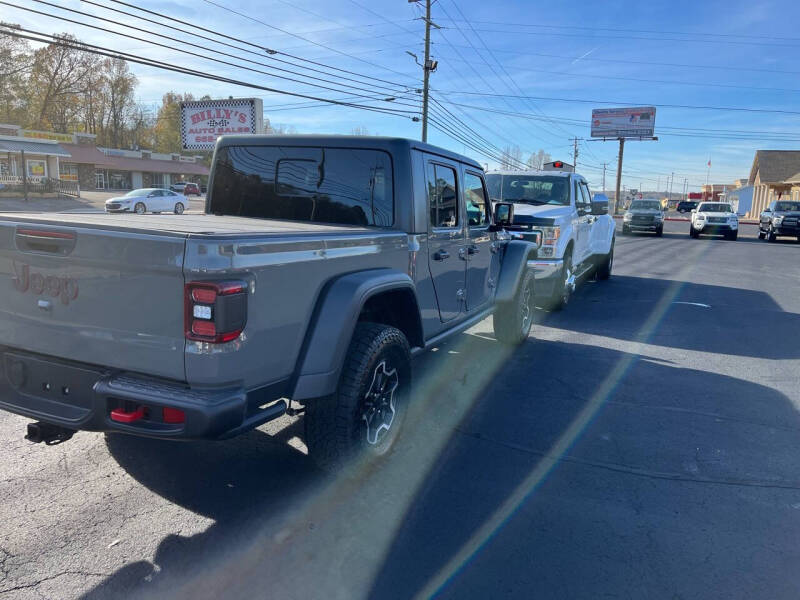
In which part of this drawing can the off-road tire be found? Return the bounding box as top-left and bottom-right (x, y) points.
(596, 239), (614, 281)
(304, 322), (411, 471)
(493, 268), (535, 345)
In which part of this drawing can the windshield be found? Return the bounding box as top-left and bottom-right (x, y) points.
(485, 174), (569, 205)
(698, 203), (731, 213)
(775, 202), (800, 212)
(630, 200), (661, 211)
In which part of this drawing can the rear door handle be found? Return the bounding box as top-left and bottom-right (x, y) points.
(433, 249), (450, 261)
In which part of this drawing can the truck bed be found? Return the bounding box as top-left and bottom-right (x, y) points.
(0, 212), (380, 237)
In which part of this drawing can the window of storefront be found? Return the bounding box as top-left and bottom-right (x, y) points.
(108, 171), (131, 190)
(95, 170), (105, 190)
(151, 172), (165, 188)
(26, 159), (47, 178)
(59, 162), (79, 181)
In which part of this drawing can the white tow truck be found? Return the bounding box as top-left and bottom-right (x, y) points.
(486, 164), (616, 309)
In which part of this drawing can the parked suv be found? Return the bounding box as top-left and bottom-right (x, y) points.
(677, 200), (698, 213)
(623, 199), (664, 236)
(689, 202), (738, 240)
(759, 200), (800, 242)
(0, 136), (539, 469)
(486, 169), (615, 310)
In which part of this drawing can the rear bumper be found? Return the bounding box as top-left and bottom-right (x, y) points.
(0, 349), (286, 440)
(527, 258), (562, 297)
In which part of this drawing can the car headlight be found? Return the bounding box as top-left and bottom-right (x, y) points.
(538, 246), (555, 257)
(623, 212), (632, 221)
(541, 226), (560, 246)
(696, 214), (705, 220)
(654, 214), (664, 221)
(774, 216), (783, 225)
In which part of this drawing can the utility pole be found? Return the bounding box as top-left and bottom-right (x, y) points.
(572, 137), (579, 170)
(683, 178), (688, 200)
(409, 0), (438, 142)
(602, 162), (607, 196)
(669, 171), (674, 202)
(614, 138), (624, 214)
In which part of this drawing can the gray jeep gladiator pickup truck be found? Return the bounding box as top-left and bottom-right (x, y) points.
(0, 135), (539, 467)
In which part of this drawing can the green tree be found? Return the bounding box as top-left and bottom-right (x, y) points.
(0, 24), (34, 125)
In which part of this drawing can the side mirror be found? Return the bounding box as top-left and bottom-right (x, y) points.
(493, 202), (514, 227)
(591, 194), (609, 216)
(691, 208), (697, 213)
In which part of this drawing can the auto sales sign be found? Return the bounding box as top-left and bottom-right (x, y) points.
(180, 98), (264, 150)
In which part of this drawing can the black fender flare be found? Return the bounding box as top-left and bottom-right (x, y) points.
(291, 269), (421, 401)
(495, 240), (539, 304)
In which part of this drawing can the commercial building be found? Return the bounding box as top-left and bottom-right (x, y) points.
(0, 124), (208, 192)
(746, 150), (800, 217)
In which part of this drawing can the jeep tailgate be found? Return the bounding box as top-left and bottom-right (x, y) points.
(0, 218), (186, 381)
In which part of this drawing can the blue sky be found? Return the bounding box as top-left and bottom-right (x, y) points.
(6, 0), (800, 191)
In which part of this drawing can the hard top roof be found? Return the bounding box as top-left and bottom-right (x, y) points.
(215, 134), (482, 170)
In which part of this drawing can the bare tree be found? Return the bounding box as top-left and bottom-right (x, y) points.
(500, 144), (522, 170)
(526, 149), (551, 171)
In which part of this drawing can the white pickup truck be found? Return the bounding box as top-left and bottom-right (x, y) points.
(486, 169), (616, 309)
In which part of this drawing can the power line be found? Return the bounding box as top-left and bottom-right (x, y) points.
(4, 2), (421, 111)
(439, 24), (800, 49)
(434, 43), (800, 77)
(198, 0), (418, 81)
(432, 52), (800, 94)
(437, 100), (800, 141)
(0, 25), (418, 119)
(434, 18), (800, 44)
(433, 91), (800, 116)
(76, 0), (416, 97)
(17, 0), (418, 106)
(100, 0), (417, 89)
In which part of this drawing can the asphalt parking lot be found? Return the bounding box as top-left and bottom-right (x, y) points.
(2, 219), (800, 599)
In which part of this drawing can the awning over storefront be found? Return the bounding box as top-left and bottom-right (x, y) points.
(0, 139), (71, 157)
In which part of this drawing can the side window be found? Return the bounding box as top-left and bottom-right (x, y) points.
(580, 182), (592, 207)
(464, 172), (488, 227)
(152, 190), (164, 197)
(427, 163), (459, 228)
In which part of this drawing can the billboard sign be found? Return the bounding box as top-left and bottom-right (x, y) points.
(591, 107), (656, 138)
(180, 98), (264, 150)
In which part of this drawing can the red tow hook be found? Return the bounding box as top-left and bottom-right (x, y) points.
(110, 406), (146, 423)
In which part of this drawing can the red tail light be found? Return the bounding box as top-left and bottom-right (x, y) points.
(185, 280), (247, 343)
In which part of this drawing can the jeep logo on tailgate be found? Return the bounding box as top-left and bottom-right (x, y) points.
(12, 262), (79, 305)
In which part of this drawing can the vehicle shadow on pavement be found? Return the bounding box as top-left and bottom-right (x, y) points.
(367, 338), (800, 600)
(81, 419), (317, 599)
(540, 275), (800, 359)
(79, 329), (800, 600)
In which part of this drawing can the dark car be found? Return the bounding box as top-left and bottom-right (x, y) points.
(677, 201), (698, 213)
(759, 200), (800, 242)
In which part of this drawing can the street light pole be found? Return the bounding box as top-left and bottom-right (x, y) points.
(614, 137), (624, 214)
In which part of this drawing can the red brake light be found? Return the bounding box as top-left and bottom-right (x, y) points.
(191, 319), (216, 337)
(553, 161), (564, 168)
(185, 281), (247, 343)
(192, 287), (217, 304)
